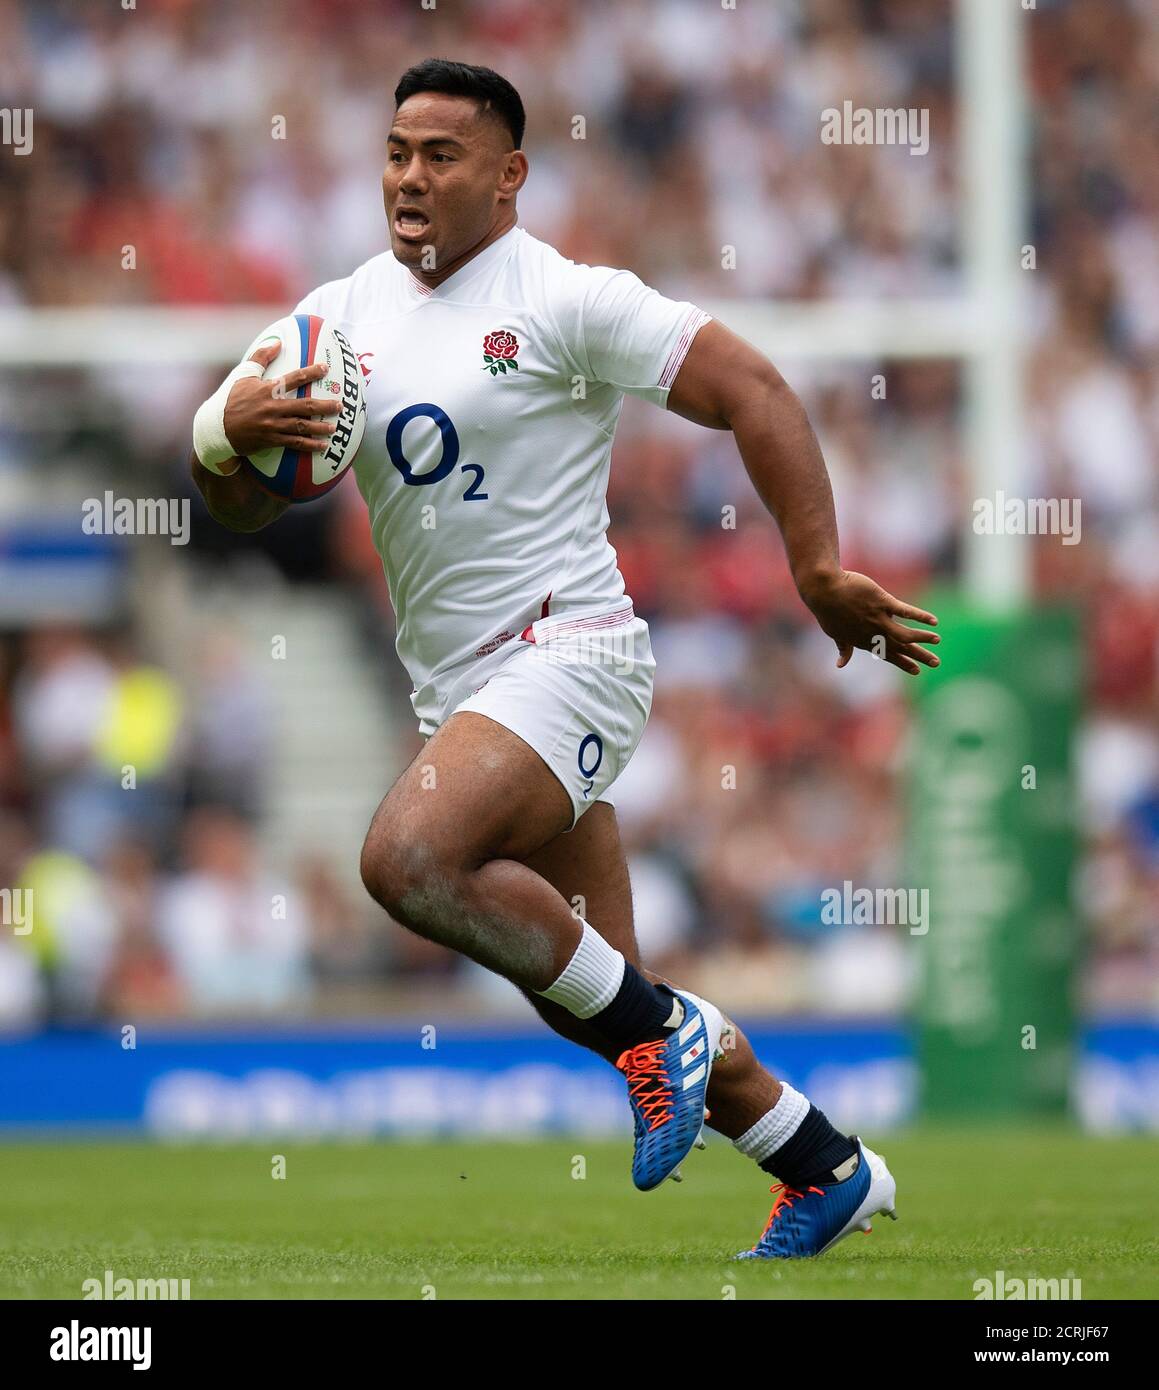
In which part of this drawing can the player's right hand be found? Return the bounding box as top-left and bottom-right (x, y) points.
(222, 340), (341, 462)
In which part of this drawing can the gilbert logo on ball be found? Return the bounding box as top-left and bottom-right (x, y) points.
(242, 314), (366, 502)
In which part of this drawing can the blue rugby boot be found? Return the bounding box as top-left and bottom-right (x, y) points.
(615, 987), (725, 1192)
(736, 1138), (897, 1259)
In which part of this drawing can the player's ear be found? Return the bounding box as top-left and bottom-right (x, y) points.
(499, 149), (528, 197)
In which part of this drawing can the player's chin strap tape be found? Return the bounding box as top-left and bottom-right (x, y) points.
(192, 360), (266, 474)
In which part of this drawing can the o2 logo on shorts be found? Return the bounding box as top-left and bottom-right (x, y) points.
(386, 403), (487, 500)
(578, 733), (603, 800)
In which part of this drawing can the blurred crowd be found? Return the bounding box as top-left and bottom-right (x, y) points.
(0, 0), (962, 306)
(0, 624), (397, 1024)
(0, 0), (1157, 1023)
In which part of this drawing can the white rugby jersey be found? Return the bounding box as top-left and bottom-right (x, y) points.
(293, 225), (710, 727)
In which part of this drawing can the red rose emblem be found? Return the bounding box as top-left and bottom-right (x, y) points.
(484, 331), (518, 359)
(481, 330), (520, 374)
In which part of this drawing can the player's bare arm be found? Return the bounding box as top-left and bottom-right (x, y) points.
(190, 452), (289, 533)
(668, 319), (941, 676)
(190, 340), (340, 532)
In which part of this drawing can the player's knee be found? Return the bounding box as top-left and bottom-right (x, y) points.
(359, 818), (457, 935)
(358, 824), (421, 916)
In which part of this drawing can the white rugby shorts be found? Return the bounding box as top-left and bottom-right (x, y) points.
(418, 605), (655, 829)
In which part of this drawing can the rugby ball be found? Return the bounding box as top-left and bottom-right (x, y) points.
(241, 313), (365, 502)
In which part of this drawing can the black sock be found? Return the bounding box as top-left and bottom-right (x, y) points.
(759, 1105), (859, 1188)
(587, 968), (683, 1053)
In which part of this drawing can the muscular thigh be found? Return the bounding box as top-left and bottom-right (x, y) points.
(377, 710), (574, 869)
(520, 800), (642, 967)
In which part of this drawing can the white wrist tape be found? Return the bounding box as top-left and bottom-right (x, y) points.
(192, 360), (266, 473)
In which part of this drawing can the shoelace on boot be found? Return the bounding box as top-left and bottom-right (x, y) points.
(755, 1182), (826, 1244)
(615, 1039), (673, 1132)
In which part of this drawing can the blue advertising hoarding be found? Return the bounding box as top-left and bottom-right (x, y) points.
(0, 1024), (1154, 1136)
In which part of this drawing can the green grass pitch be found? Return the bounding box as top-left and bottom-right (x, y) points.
(0, 1128), (1156, 1299)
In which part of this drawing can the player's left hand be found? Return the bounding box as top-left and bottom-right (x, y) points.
(799, 569), (940, 676)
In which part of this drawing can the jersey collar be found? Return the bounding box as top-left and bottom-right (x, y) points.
(404, 225), (522, 301)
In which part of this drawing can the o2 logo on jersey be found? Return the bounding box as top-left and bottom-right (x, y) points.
(578, 733), (604, 800)
(385, 403), (487, 501)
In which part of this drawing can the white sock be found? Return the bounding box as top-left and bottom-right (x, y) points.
(538, 920), (626, 1019)
(733, 1083), (810, 1164)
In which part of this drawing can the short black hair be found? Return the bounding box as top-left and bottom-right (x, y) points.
(394, 59), (525, 150)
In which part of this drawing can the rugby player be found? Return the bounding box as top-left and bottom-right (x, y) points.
(191, 59), (940, 1258)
